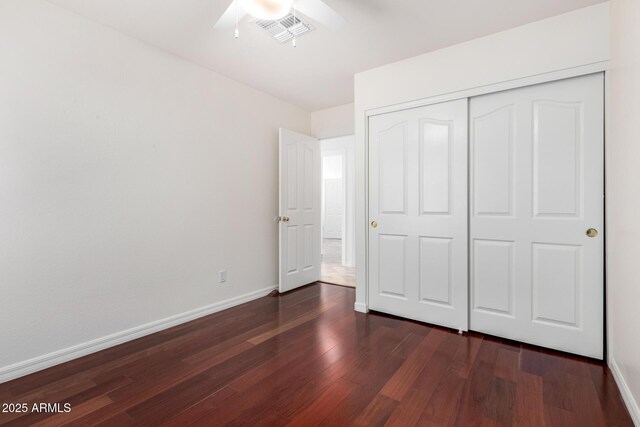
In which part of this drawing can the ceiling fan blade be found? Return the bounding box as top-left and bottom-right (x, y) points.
(296, 0), (346, 30)
(214, 0), (247, 29)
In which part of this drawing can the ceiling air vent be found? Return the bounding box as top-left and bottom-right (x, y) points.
(254, 13), (313, 43)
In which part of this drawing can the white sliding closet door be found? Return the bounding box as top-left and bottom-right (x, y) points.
(469, 74), (604, 359)
(368, 99), (468, 331)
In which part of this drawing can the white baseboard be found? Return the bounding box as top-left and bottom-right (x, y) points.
(610, 357), (640, 426)
(354, 301), (369, 313)
(0, 285), (277, 384)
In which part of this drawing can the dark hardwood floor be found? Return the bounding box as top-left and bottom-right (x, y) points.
(0, 283), (633, 426)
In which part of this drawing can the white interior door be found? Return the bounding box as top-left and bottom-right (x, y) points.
(469, 74), (604, 359)
(323, 178), (344, 239)
(279, 128), (321, 293)
(368, 99), (468, 331)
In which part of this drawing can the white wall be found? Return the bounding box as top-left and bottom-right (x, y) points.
(321, 136), (355, 267)
(0, 0), (309, 379)
(353, 3), (610, 308)
(311, 103), (355, 139)
(607, 0), (640, 423)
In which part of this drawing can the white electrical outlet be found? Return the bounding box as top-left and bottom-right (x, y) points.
(219, 270), (227, 283)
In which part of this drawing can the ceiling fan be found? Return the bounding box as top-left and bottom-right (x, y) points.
(213, 0), (346, 31)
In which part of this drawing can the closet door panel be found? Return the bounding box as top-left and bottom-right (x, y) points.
(469, 73), (604, 359)
(368, 99), (468, 331)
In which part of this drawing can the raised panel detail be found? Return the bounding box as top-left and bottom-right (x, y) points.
(420, 119), (452, 215)
(532, 243), (581, 327)
(286, 225), (298, 274)
(473, 239), (514, 316)
(379, 123), (407, 214)
(303, 145), (314, 211)
(286, 143), (298, 210)
(533, 101), (582, 217)
(303, 224), (314, 270)
(473, 106), (514, 216)
(379, 234), (407, 298)
(419, 237), (452, 306)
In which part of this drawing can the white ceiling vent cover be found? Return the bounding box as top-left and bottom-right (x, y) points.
(254, 14), (313, 43)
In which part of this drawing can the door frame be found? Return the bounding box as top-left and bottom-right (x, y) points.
(358, 61), (608, 322)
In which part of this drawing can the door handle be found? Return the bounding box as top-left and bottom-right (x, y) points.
(370, 220), (378, 229)
(280, 216), (290, 223)
(586, 228), (598, 238)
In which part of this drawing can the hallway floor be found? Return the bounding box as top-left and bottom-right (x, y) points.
(321, 238), (355, 287)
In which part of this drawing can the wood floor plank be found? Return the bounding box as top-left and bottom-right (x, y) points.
(0, 378), (98, 425)
(388, 332), (424, 359)
(0, 283), (633, 427)
(569, 374), (608, 427)
(227, 333), (339, 393)
(126, 347), (272, 422)
(520, 345), (545, 377)
(379, 328), (447, 401)
(419, 371), (466, 425)
(214, 343), (350, 425)
(94, 411), (137, 426)
(318, 355), (408, 426)
(247, 300), (340, 345)
(411, 332), (462, 391)
(448, 333), (484, 379)
(453, 360), (499, 426)
(246, 324), (398, 425)
(494, 348), (519, 382)
(587, 363), (636, 427)
(544, 404), (578, 426)
(352, 394), (398, 427)
(384, 387), (440, 427)
(542, 370), (576, 411)
(341, 328), (410, 388)
(32, 395), (113, 427)
(284, 379), (355, 426)
(193, 331), (357, 425)
(483, 377), (517, 425)
(513, 371), (545, 427)
(159, 386), (238, 426)
(7, 375), (132, 426)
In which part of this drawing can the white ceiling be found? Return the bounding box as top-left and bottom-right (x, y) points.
(47, 0), (605, 111)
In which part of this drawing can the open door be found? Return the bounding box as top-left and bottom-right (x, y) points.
(279, 128), (321, 293)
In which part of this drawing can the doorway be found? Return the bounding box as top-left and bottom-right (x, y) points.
(321, 136), (355, 287)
